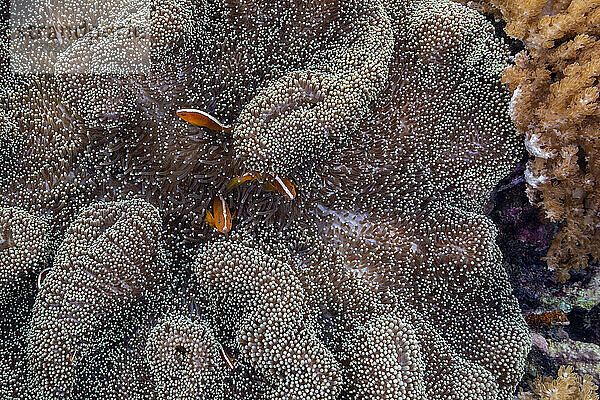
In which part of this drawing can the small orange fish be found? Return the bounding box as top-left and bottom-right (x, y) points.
(219, 343), (236, 371)
(525, 310), (568, 328)
(264, 175), (296, 200)
(176, 108), (233, 132)
(227, 172), (263, 190)
(228, 172), (296, 200)
(205, 195), (234, 234)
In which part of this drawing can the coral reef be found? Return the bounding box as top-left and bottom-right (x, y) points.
(547, 339), (600, 382)
(567, 305), (600, 345)
(519, 365), (599, 400)
(460, 0), (600, 391)
(487, 158), (600, 393)
(1, 0), (531, 399)
(491, 0), (600, 282)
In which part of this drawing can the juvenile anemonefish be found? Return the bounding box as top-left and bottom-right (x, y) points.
(205, 195), (234, 234)
(36, 267), (52, 291)
(228, 172), (296, 200)
(226, 172), (263, 190)
(68, 350), (79, 363)
(219, 343), (236, 371)
(525, 310), (569, 328)
(176, 108), (233, 132)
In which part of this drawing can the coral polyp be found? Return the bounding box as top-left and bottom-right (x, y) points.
(1, 0), (530, 399)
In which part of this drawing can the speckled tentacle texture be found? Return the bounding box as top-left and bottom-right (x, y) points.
(195, 235), (343, 400)
(344, 309), (503, 399)
(312, 0), (521, 215)
(0, 207), (50, 399)
(146, 315), (226, 399)
(195, 198), (530, 400)
(0, 207), (50, 306)
(243, 0), (530, 394)
(233, 0), (394, 178)
(0, 0), (531, 398)
(307, 202), (530, 399)
(26, 200), (169, 399)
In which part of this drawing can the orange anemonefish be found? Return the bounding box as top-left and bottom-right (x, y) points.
(36, 267), (52, 291)
(219, 344), (236, 371)
(264, 175), (296, 200)
(176, 108), (233, 132)
(205, 195), (234, 234)
(226, 172), (262, 190)
(228, 172), (296, 200)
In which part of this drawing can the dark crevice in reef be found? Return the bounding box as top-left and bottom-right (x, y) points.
(517, 347), (562, 394)
(488, 157), (557, 304)
(489, 158), (599, 307)
(490, 158), (599, 303)
(490, 154), (600, 395)
(485, 14), (525, 56)
(566, 304), (600, 346)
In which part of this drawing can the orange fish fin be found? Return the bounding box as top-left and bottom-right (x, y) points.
(227, 173), (256, 190)
(263, 181), (277, 192)
(213, 196), (222, 212)
(205, 210), (215, 227)
(227, 177), (241, 190)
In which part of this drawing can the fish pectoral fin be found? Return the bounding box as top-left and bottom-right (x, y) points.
(205, 210), (215, 227)
(227, 177), (242, 190)
(226, 180), (237, 190)
(262, 181), (277, 192)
